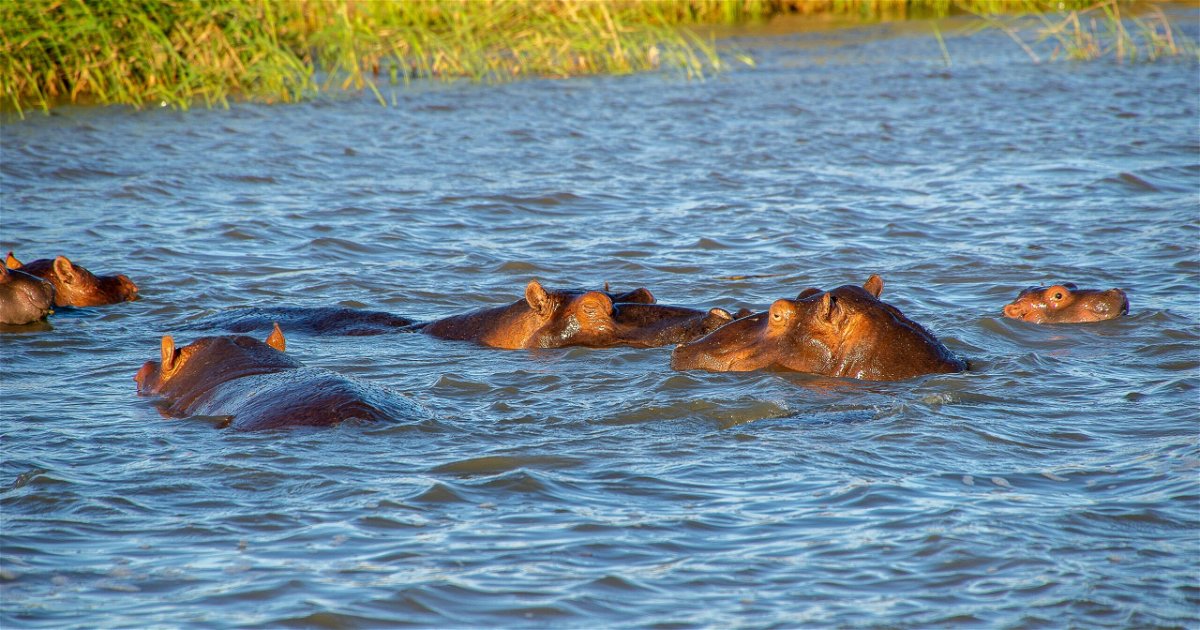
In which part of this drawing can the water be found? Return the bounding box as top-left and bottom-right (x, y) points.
(2, 18), (1198, 628)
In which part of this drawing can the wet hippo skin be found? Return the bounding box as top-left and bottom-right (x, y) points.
(1002, 283), (1129, 324)
(134, 324), (423, 430)
(6, 251), (138, 307)
(670, 275), (967, 381)
(187, 306), (417, 336)
(0, 265), (56, 325)
(420, 279), (735, 349)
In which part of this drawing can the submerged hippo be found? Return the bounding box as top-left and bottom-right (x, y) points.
(671, 275), (967, 381)
(188, 306), (417, 336)
(420, 279), (735, 349)
(1002, 283), (1129, 324)
(134, 324), (422, 430)
(6, 252), (138, 307)
(0, 265), (56, 325)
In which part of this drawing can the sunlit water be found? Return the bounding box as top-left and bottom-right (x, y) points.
(2, 18), (1198, 628)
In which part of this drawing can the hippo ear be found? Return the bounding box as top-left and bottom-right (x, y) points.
(0, 265), (8, 281)
(797, 287), (821, 300)
(160, 335), (176, 371)
(615, 287), (655, 304)
(525, 279), (553, 318)
(266, 323), (287, 352)
(4, 251), (19, 269)
(1062, 282), (1078, 291)
(732, 307), (754, 319)
(863, 274), (884, 298)
(817, 293), (835, 320)
(53, 256), (78, 284)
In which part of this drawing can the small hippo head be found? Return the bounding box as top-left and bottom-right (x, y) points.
(0, 265), (55, 325)
(526, 281), (624, 348)
(671, 275), (965, 381)
(136, 324), (296, 399)
(1002, 283), (1129, 324)
(7, 252), (138, 307)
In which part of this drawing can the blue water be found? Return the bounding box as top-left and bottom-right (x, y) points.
(2, 16), (1198, 628)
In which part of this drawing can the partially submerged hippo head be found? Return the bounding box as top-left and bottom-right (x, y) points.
(423, 279), (732, 349)
(0, 264), (55, 325)
(1002, 283), (1128, 324)
(6, 252), (138, 307)
(671, 275), (966, 381)
(135, 324), (295, 402)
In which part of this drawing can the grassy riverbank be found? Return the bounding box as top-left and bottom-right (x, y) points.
(0, 0), (1190, 114)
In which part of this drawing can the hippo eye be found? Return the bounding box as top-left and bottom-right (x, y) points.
(1053, 291), (1063, 300)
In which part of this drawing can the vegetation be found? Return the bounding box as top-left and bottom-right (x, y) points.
(0, 0), (1192, 115)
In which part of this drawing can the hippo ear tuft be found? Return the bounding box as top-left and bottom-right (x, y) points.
(526, 279), (553, 318)
(53, 256), (77, 284)
(161, 336), (176, 371)
(4, 251), (19, 269)
(863, 274), (884, 298)
(266, 323), (287, 352)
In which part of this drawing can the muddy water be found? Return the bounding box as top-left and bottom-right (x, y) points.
(2, 19), (1198, 628)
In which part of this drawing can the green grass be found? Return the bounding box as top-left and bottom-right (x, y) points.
(0, 0), (1192, 115)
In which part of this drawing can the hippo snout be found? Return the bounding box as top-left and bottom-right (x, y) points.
(1091, 289), (1129, 317)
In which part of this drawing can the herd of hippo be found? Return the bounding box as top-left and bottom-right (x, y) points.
(2, 251), (1131, 431)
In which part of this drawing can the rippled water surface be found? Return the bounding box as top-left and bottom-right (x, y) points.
(3, 19), (1199, 628)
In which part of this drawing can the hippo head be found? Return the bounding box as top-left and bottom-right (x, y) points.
(7, 252), (138, 307)
(524, 280), (737, 348)
(671, 275), (965, 381)
(0, 265), (56, 325)
(135, 324), (297, 401)
(525, 281), (625, 348)
(1002, 283), (1129, 324)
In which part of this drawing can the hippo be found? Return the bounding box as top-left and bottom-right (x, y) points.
(0, 265), (56, 325)
(419, 279), (736, 349)
(608, 302), (741, 348)
(6, 252), (138, 307)
(670, 275), (967, 381)
(134, 324), (423, 430)
(187, 306), (417, 336)
(1002, 283), (1129, 324)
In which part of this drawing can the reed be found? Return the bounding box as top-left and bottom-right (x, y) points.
(0, 0), (1192, 115)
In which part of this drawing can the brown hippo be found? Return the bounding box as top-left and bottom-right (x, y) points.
(0, 265), (55, 325)
(134, 324), (422, 430)
(188, 306), (417, 336)
(6, 252), (138, 307)
(1002, 283), (1129, 324)
(670, 275), (967, 381)
(419, 279), (735, 349)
